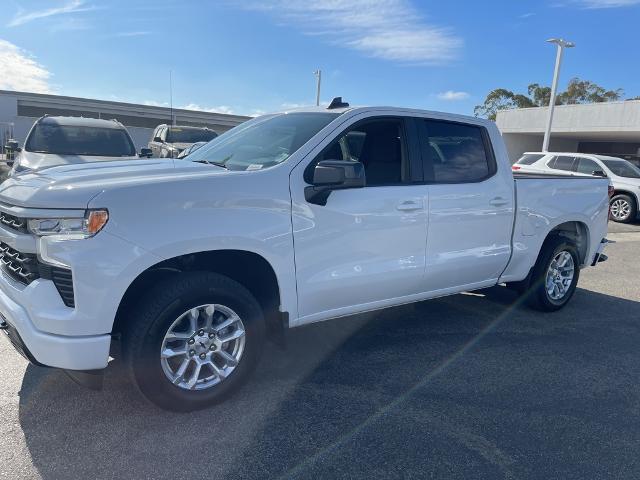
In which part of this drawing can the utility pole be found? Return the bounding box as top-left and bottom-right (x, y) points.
(542, 38), (575, 152)
(169, 70), (175, 126)
(314, 69), (322, 106)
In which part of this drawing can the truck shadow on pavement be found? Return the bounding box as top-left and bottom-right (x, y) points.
(17, 286), (640, 479)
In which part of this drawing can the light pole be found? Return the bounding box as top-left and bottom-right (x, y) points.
(542, 38), (575, 152)
(313, 69), (322, 106)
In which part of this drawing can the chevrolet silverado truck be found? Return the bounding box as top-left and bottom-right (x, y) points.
(0, 100), (610, 411)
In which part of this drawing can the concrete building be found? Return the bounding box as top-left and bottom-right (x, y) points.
(496, 100), (640, 164)
(0, 90), (250, 153)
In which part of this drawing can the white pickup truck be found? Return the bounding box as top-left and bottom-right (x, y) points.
(0, 101), (610, 411)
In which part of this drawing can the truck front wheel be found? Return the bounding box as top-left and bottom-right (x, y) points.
(123, 272), (265, 411)
(525, 236), (580, 312)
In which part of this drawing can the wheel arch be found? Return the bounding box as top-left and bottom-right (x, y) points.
(112, 249), (286, 344)
(544, 220), (590, 266)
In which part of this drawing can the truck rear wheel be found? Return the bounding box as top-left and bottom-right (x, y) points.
(525, 236), (580, 312)
(123, 272), (265, 412)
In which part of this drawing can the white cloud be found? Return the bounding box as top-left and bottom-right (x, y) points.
(574, 0), (640, 6)
(0, 39), (52, 93)
(143, 100), (168, 107)
(181, 103), (235, 115)
(242, 0), (461, 64)
(519, 12), (536, 18)
(8, 0), (96, 27)
(436, 90), (469, 101)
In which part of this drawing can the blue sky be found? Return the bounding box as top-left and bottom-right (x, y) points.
(0, 0), (638, 116)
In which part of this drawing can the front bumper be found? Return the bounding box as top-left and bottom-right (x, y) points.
(0, 279), (110, 370)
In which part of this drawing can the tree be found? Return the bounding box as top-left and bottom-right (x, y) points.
(475, 78), (624, 120)
(473, 88), (534, 121)
(557, 78), (622, 104)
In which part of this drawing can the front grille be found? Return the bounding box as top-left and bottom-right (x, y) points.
(0, 212), (28, 233)
(0, 242), (40, 284)
(0, 242), (75, 307)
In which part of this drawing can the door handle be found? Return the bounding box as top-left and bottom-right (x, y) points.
(489, 197), (509, 207)
(396, 200), (423, 212)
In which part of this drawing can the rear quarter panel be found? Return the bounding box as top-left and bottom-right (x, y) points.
(500, 176), (609, 283)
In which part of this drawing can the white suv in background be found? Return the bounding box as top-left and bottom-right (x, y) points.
(10, 116), (144, 176)
(513, 152), (640, 223)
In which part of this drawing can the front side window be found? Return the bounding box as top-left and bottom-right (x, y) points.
(25, 124), (136, 157)
(575, 158), (601, 175)
(549, 156), (576, 172)
(602, 159), (640, 178)
(313, 118), (406, 186)
(187, 113), (339, 171)
(422, 120), (493, 183)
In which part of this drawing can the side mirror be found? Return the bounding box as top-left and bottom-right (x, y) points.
(5, 140), (20, 152)
(153, 136), (163, 143)
(592, 170), (607, 178)
(304, 160), (366, 205)
(139, 148), (153, 158)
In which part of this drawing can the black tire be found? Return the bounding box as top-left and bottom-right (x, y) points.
(609, 194), (637, 223)
(122, 271), (265, 412)
(525, 236), (580, 312)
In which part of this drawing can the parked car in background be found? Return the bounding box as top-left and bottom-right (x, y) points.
(176, 141), (207, 159)
(148, 125), (218, 158)
(0, 102), (610, 411)
(513, 152), (640, 223)
(9, 116), (147, 176)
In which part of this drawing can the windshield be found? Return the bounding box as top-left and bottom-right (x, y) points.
(602, 159), (640, 178)
(187, 112), (339, 171)
(166, 128), (218, 143)
(25, 124), (136, 157)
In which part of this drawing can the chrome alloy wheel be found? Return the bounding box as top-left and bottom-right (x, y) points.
(160, 304), (246, 390)
(545, 251), (575, 301)
(610, 198), (631, 221)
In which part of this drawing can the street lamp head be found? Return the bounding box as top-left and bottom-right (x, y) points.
(546, 38), (575, 48)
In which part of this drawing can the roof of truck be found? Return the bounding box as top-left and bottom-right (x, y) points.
(278, 105), (495, 128)
(36, 116), (126, 129)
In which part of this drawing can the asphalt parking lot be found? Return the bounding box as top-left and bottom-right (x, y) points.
(0, 221), (638, 479)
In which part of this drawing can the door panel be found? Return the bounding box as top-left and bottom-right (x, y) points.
(418, 119), (514, 292)
(423, 179), (513, 291)
(291, 186), (428, 319)
(290, 115), (428, 322)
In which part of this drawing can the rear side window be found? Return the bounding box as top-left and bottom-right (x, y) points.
(548, 156), (576, 172)
(421, 120), (494, 183)
(575, 157), (600, 175)
(516, 153), (545, 165)
(26, 124), (136, 157)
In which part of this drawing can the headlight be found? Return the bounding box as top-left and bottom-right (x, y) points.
(28, 209), (108, 238)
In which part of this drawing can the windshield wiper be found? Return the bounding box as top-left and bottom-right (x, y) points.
(194, 159), (229, 170)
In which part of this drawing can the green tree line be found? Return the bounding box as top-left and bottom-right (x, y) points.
(475, 78), (639, 121)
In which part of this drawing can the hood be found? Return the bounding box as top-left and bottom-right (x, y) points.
(612, 175), (640, 189)
(17, 150), (141, 172)
(0, 158), (227, 209)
